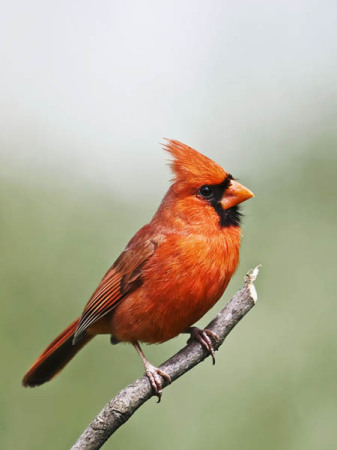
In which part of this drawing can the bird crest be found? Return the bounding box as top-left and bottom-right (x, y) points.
(163, 139), (227, 189)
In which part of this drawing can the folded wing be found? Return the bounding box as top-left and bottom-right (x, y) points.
(73, 235), (157, 344)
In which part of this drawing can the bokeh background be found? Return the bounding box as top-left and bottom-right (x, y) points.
(1, 1), (337, 449)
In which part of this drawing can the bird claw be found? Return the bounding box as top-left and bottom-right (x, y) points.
(144, 363), (171, 403)
(187, 327), (219, 365)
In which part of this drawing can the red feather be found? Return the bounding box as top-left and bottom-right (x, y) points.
(22, 139), (253, 388)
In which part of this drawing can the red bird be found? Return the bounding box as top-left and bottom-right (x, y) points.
(23, 140), (254, 399)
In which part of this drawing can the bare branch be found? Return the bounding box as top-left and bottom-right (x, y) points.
(71, 266), (260, 450)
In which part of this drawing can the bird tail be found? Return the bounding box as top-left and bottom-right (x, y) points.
(22, 318), (93, 387)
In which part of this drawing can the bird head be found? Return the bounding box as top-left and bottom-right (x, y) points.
(160, 139), (254, 229)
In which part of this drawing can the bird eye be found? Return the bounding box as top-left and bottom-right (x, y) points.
(199, 185), (213, 198)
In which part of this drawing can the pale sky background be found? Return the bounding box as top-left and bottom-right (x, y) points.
(1, 0), (336, 201)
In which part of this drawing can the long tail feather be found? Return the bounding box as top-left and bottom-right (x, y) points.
(22, 318), (93, 387)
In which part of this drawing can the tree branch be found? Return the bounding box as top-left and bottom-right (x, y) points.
(71, 266), (260, 450)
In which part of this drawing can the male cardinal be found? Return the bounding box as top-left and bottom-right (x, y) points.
(23, 140), (254, 400)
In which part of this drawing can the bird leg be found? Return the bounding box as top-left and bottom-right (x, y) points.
(110, 335), (120, 345)
(185, 327), (220, 365)
(133, 342), (171, 402)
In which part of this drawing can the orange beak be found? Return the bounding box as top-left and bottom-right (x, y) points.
(221, 180), (254, 210)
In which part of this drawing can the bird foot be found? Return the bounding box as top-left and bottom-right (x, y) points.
(144, 363), (171, 403)
(187, 327), (220, 365)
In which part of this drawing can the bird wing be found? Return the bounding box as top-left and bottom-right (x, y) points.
(73, 232), (158, 343)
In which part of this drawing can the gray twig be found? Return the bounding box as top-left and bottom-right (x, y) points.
(71, 266), (260, 450)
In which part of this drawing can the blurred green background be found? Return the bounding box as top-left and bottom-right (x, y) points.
(1, 1), (337, 449)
